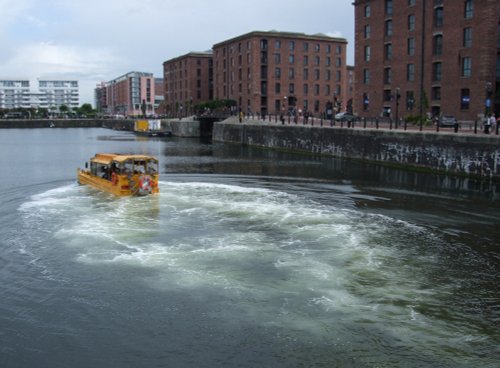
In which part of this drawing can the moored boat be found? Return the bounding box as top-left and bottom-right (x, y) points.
(77, 153), (159, 196)
(134, 119), (172, 137)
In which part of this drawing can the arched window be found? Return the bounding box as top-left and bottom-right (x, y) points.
(464, 0), (473, 19)
(433, 34), (443, 56)
(434, 7), (444, 27)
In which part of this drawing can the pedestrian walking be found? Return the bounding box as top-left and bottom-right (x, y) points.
(489, 113), (496, 132)
(484, 114), (492, 134)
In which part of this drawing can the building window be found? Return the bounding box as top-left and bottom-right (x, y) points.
(315, 44), (320, 52)
(315, 56), (320, 66)
(464, 0), (473, 19)
(364, 46), (371, 61)
(385, 20), (393, 37)
(385, 43), (393, 60)
(325, 85), (331, 96)
(363, 69), (370, 84)
(406, 91), (415, 110)
(408, 0), (416, 6)
(326, 70), (331, 81)
(275, 99), (281, 112)
(275, 83), (281, 94)
(289, 68), (295, 79)
(326, 57), (331, 66)
(408, 14), (415, 31)
(314, 69), (320, 80)
(434, 7), (443, 27)
(433, 34), (443, 56)
(303, 84), (308, 95)
(336, 45), (341, 54)
(274, 53), (281, 64)
(463, 28), (472, 48)
(327, 45), (332, 53)
(289, 55), (295, 64)
(260, 39), (268, 50)
(461, 57), (472, 77)
(314, 100), (320, 113)
(407, 64), (415, 81)
(336, 70), (341, 82)
(385, 0), (393, 15)
(275, 40), (281, 49)
(383, 89), (392, 102)
(304, 68), (309, 80)
(289, 41), (295, 51)
(364, 4), (371, 17)
(275, 67), (281, 78)
(364, 24), (371, 39)
(289, 83), (295, 94)
(314, 84), (320, 96)
(384, 68), (392, 84)
(408, 38), (415, 56)
(336, 58), (342, 67)
(432, 62), (442, 82)
(461, 88), (470, 109)
(363, 93), (370, 111)
(303, 42), (309, 52)
(432, 86), (441, 101)
(303, 55), (308, 66)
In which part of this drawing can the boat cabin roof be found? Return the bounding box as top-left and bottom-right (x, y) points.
(90, 153), (158, 165)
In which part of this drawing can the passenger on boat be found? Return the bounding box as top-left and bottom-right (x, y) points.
(100, 166), (108, 179)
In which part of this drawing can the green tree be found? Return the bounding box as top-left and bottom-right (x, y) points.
(79, 103), (94, 117)
(59, 104), (69, 115)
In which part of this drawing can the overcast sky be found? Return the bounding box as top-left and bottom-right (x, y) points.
(0, 0), (355, 105)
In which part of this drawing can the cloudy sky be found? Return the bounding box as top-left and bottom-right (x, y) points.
(0, 0), (355, 105)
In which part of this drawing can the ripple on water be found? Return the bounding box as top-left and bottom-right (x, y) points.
(13, 179), (500, 367)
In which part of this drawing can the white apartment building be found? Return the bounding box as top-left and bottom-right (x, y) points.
(0, 80), (31, 109)
(38, 80), (79, 110)
(0, 79), (79, 110)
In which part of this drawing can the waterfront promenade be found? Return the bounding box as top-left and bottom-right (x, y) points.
(235, 113), (500, 136)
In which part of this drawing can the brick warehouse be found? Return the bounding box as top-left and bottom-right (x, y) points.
(353, 0), (500, 122)
(162, 52), (213, 117)
(212, 31), (349, 117)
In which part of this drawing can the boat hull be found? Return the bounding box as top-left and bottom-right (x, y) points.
(134, 130), (172, 137)
(77, 170), (159, 196)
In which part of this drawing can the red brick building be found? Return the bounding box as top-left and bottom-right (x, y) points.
(212, 31), (348, 117)
(95, 71), (155, 117)
(162, 52), (213, 117)
(354, 0), (500, 122)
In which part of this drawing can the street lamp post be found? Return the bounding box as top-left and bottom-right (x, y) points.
(281, 96), (287, 124)
(395, 88), (401, 129)
(485, 82), (493, 116)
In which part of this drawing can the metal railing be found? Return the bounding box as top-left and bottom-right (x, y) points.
(240, 113), (500, 136)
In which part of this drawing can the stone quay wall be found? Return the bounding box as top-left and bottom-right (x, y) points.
(0, 118), (201, 137)
(213, 119), (500, 180)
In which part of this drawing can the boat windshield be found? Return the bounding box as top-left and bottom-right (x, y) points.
(122, 158), (158, 175)
(147, 159), (158, 174)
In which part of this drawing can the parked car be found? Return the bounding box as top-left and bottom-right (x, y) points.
(335, 112), (358, 122)
(438, 115), (457, 127)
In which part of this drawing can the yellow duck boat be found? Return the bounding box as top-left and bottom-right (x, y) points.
(78, 153), (159, 196)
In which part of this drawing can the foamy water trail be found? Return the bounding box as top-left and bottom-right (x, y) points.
(17, 180), (498, 365)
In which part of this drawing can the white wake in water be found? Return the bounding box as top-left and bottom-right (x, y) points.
(17, 180), (493, 365)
